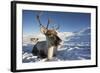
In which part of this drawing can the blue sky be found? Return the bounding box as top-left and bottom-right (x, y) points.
(22, 10), (91, 35)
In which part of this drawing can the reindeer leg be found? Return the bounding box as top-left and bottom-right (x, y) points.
(47, 46), (54, 61)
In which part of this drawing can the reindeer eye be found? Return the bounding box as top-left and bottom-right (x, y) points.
(50, 34), (54, 37)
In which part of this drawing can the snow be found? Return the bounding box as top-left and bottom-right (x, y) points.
(22, 27), (91, 63)
(58, 32), (74, 41)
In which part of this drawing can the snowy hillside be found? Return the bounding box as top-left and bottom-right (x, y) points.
(65, 27), (91, 46)
(22, 27), (91, 63)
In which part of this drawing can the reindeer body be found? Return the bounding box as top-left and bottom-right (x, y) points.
(32, 41), (58, 59)
(32, 13), (62, 61)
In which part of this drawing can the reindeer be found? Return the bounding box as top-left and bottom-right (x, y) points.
(32, 12), (62, 61)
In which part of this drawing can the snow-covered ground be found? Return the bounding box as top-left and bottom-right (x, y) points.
(22, 27), (91, 63)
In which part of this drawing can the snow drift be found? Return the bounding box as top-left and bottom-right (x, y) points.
(22, 27), (91, 63)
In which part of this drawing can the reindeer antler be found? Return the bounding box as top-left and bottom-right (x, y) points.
(36, 12), (43, 26)
(36, 12), (60, 31)
(46, 18), (50, 29)
(51, 21), (60, 30)
(55, 23), (60, 30)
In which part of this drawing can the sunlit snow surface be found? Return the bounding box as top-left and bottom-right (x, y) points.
(22, 27), (91, 63)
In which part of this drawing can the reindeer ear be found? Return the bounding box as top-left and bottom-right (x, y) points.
(40, 26), (47, 34)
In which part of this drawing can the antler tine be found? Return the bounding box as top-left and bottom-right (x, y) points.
(36, 14), (42, 26)
(46, 18), (50, 29)
(36, 11), (43, 26)
(52, 23), (60, 30)
(56, 24), (60, 30)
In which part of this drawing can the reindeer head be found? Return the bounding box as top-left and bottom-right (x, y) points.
(36, 13), (62, 47)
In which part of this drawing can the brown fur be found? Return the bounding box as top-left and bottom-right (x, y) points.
(32, 14), (62, 60)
